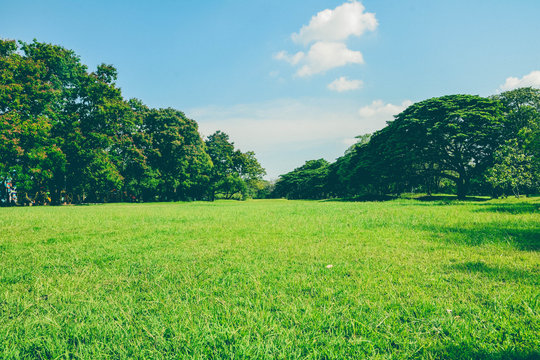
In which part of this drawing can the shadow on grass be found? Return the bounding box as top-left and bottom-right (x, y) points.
(321, 194), (398, 202)
(414, 195), (490, 202)
(324, 194), (493, 204)
(431, 344), (539, 360)
(419, 224), (539, 251)
(449, 261), (539, 285)
(472, 202), (540, 215)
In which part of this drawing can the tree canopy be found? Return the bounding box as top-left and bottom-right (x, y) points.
(273, 159), (330, 199)
(205, 131), (266, 200)
(369, 95), (505, 198)
(2, 38), (538, 204)
(273, 93), (538, 200)
(487, 87), (540, 196)
(0, 39), (265, 205)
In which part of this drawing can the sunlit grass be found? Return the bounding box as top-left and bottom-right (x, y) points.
(0, 198), (538, 359)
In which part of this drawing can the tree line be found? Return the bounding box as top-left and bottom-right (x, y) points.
(272, 91), (540, 200)
(2, 39), (538, 204)
(0, 39), (265, 205)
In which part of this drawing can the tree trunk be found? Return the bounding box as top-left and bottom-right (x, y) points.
(456, 177), (468, 200)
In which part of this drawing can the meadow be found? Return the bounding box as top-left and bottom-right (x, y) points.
(0, 197), (538, 359)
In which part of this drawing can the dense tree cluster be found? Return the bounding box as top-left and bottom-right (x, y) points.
(273, 92), (539, 200)
(272, 159), (330, 199)
(0, 39), (265, 205)
(1, 39), (538, 204)
(205, 131), (266, 200)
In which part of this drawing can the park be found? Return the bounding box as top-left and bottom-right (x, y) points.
(1, 1), (540, 358)
(0, 197), (538, 358)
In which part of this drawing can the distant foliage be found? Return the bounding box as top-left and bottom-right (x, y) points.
(205, 131), (266, 200)
(486, 140), (535, 197)
(272, 159), (330, 199)
(365, 95), (506, 199)
(274, 92), (539, 200)
(488, 87), (540, 196)
(0, 39), (265, 204)
(2, 38), (538, 203)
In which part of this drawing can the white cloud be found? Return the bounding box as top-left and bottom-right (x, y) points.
(191, 99), (412, 151)
(275, 1), (377, 77)
(292, 1), (378, 45)
(274, 50), (305, 65)
(358, 100), (413, 128)
(277, 42), (364, 77)
(328, 76), (363, 92)
(298, 42), (364, 76)
(498, 70), (540, 92)
(191, 99), (358, 150)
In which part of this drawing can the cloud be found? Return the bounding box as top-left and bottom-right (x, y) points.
(274, 51), (305, 65)
(298, 42), (364, 76)
(358, 100), (413, 127)
(328, 76), (363, 92)
(498, 70), (540, 92)
(191, 99), (412, 150)
(191, 99), (359, 149)
(292, 1), (378, 45)
(188, 98), (410, 178)
(275, 1), (377, 77)
(276, 42), (364, 77)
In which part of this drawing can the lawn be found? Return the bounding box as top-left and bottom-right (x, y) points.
(0, 198), (539, 359)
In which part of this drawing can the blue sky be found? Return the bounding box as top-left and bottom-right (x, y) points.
(2, 0), (540, 178)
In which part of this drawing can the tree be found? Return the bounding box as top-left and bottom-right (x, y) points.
(205, 131), (265, 199)
(117, 99), (159, 202)
(273, 159), (330, 199)
(369, 95), (505, 199)
(0, 39), (67, 201)
(143, 108), (212, 201)
(1, 38), (219, 204)
(7, 39), (133, 203)
(489, 87), (540, 195)
(491, 87), (540, 138)
(327, 135), (374, 197)
(486, 139), (535, 197)
(234, 150), (266, 198)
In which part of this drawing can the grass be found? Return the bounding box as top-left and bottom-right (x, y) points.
(0, 197), (538, 359)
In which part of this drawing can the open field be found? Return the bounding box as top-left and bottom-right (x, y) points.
(0, 198), (539, 359)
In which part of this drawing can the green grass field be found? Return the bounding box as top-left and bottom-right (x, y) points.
(0, 198), (539, 359)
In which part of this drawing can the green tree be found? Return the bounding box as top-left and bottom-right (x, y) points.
(8, 39), (132, 203)
(368, 95), (505, 199)
(491, 87), (540, 139)
(0, 39), (66, 201)
(486, 139), (535, 197)
(273, 159), (330, 199)
(205, 131), (265, 199)
(205, 131), (235, 199)
(489, 87), (540, 195)
(143, 108), (212, 201)
(117, 99), (160, 202)
(234, 150), (266, 198)
(2, 38), (264, 204)
(327, 135), (373, 197)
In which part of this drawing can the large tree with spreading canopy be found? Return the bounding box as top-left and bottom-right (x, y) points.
(368, 95), (505, 199)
